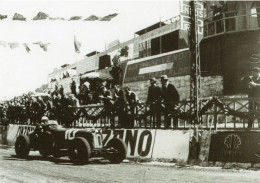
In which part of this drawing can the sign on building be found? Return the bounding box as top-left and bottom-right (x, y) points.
(124, 48), (190, 83)
(180, 0), (204, 43)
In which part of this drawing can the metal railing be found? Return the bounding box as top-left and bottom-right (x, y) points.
(65, 97), (260, 130)
(2, 97), (260, 130)
(204, 9), (260, 38)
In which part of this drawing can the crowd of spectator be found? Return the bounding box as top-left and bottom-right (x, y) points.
(0, 74), (180, 128)
(0, 86), (79, 127)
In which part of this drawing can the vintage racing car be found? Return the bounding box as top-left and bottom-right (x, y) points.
(15, 121), (127, 165)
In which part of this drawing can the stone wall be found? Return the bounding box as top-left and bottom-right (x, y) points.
(123, 75), (223, 102)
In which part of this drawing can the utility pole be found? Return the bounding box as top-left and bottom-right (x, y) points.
(189, 0), (201, 125)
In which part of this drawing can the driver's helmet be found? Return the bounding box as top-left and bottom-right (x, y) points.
(41, 116), (49, 125)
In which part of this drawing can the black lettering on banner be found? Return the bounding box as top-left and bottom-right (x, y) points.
(138, 130), (152, 157)
(113, 130), (124, 139)
(125, 130), (138, 156)
(103, 130), (112, 145)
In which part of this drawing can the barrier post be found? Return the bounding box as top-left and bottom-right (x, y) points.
(213, 103), (218, 130)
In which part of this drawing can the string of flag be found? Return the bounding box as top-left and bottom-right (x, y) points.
(0, 41), (50, 52)
(0, 35), (82, 54)
(0, 12), (118, 21)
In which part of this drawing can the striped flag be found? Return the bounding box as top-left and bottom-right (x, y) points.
(74, 35), (81, 53)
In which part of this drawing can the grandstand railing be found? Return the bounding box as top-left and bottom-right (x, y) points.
(204, 7), (260, 39)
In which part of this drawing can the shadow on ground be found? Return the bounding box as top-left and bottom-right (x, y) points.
(3, 154), (112, 166)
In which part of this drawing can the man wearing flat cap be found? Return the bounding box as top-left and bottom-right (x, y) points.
(146, 78), (162, 128)
(160, 75), (180, 128)
(248, 67), (260, 128)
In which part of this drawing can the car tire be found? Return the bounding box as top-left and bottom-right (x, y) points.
(68, 137), (91, 165)
(38, 131), (54, 157)
(15, 135), (30, 158)
(106, 138), (127, 164)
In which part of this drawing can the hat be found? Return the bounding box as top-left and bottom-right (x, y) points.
(150, 78), (156, 83)
(210, 3), (217, 9)
(160, 75), (168, 81)
(41, 116), (49, 121)
(252, 67), (260, 73)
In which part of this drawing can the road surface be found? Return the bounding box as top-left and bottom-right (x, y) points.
(0, 145), (259, 183)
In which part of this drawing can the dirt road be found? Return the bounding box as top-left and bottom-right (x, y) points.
(0, 145), (259, 183)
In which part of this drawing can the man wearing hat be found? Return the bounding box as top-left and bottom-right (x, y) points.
(160, 75), (180, 128)
(146, 77), (162, 128)
(114, 85), (126, 127)
(248, 67), (260, 128)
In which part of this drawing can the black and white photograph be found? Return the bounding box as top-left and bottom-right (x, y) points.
(0, 0), (260, 182)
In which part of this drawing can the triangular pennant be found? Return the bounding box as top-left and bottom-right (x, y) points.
(23, 43), (31, 53)
(8, 42), (19, 49)
(33, 42), (50, 51)
(100, 13), (118, 21)
(33, 12), (49, 20)
(0, 14), (7, 20)
(0, 41), (7, 47)
(13, 13), (26, 21)
(74, 35), (81, 53)
(84, 15), (99, 21)
(69, 16), (82, 21)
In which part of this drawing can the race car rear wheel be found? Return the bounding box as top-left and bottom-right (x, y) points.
(15, 135), (30, 158)
(106, 138), (127, 164)
(68, 137), (91, 165)
(38, 131), (54, 157)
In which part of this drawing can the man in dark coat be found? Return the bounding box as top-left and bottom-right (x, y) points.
(160, 75), (180, 128)
(125, 87), (139, 128)
(146, 78), (162, 128)
(248, 67), (260, 128)
(99, 86), (115, 127)
(114, 85), (126, 127)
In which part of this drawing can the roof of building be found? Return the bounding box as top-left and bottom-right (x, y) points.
(135, 22), (166, 35)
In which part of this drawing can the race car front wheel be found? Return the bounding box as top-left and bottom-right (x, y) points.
(106, 138), (127, 164)
(15, 135), (30, 158)
(68, 137), (91, 165)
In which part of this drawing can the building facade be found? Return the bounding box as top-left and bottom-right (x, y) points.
(48, 1), (258, 102)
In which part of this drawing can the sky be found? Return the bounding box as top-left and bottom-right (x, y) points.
(0, 0), (180, 100)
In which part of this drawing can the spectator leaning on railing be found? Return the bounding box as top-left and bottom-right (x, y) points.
(248, 67), (260, 128)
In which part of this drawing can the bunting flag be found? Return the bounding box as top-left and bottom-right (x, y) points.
(74, 35), (81, 53)
(0, 14), (7, 20)
(84, 15), (99, 21)
(33, 12), (49, 20)
(0, 41), (50, 52)
(23, 43), (31, 53)
(69, 16), (82, 21)
(1, 13), (118, 21)
(100, 13), (118, 21)
(8, 43), (19, 49)
(49, 17), (65, 21)
(13, 13), (26, 21)
(0, 41), (7, 47)
(33, 42), (50, 51)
